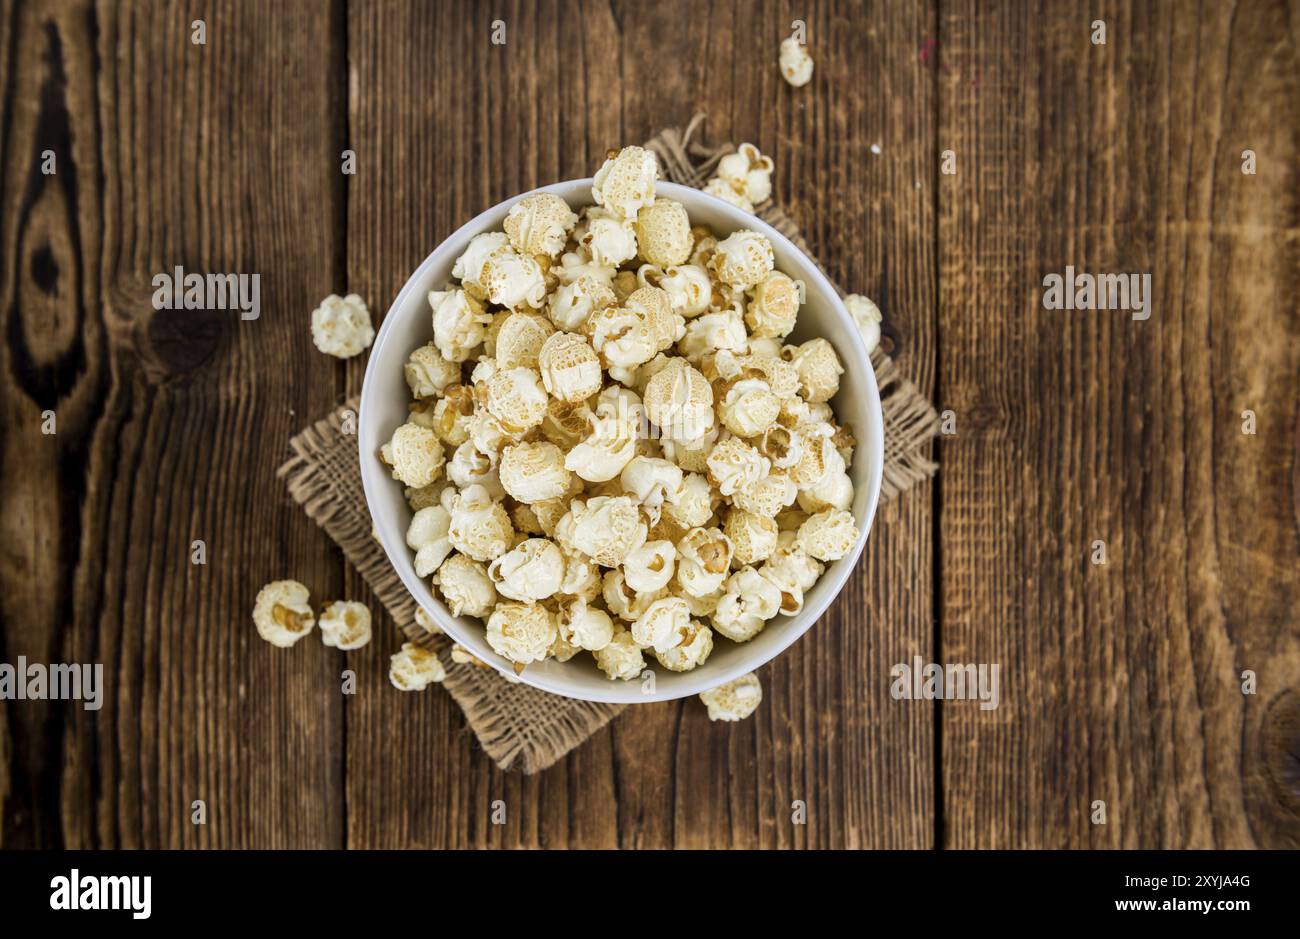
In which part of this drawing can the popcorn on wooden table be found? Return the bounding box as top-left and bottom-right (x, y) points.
(379, 146), (860, 684)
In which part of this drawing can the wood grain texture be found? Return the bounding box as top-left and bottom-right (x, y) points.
(0, 0), (1294, 850)
(937, 0), (1300, 847)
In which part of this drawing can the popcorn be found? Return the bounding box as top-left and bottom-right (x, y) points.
(654, 620), (713, 672)
(580, 207), (640, 267)
(707, 437), (770, 498)
(447, 484), (515, 561)
(676, 526), (734, 597)
(844, 293), (882, 354)
(623, 539), (677, 593)
(658, 264), (713, 317)
(428, 385), (476, 447)
(318, 600), (373, 650)
(381, 422), (445, 489)
(731, 471), (798, 518)
(414, 606), (442, 635)
(430, 287), (492, 362)
(723, 507), (779, 567)
(565, 414), (638, 482)
(709, 230), (775, 289)
(716, 143), (775, 205)
(787, 423), (841, 488)
(643, 358), (714, 442)
(760, 531), (825, 615)
(789, 338), (844, 403)
(537, 331), (602, 402)
(482, 250), (548, 310)
(758, 424), (804, 471)
(311, 293), (374, 358)
(487, 538), (565, 602)
(555, 247), (616, 287)
(389, 642), (446, 691)
(779, 37), (814, 87)
(592, 146), (658, 220)
(746, 271), (800, 338)
(630, 596), (693, 653)
(485, 367), (549, 433)
(452, 231), (510, 299)
(602, 569), (667, 622)
(796, 509), (860, 561)
(542, 398), (595, 450)
(593, 625), (646, 681)
(679, 308), (748, 362)
(625, 285), (685, 351)
(433, 554), (497, 617)
(699, 672), (762, 721)
(711, 566), (781, 641)
(404, 343), (462, 398)
(504, 192), (578, 258)
(635, 199), (693, 267)
(556, 596), (615, 652)
(446, 440), (505, 497)
(548, 275), (617, 332)
(588, 305), (658, 372)
(499, 441), (571, 503)
(485, 602), (557, 666)
(703, 176), (754, 213)
(619, 456), (683, 522)
(660, 426), (717, 474)
(558, 496), (647, 567)
(797, 469), (854, 513)
(406, 504), (454, 577)
(717, 375), (782, 437)
(494, 312), (555, 370)
(253, 580), (316, 647)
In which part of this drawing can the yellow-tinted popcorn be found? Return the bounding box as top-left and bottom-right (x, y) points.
(405, 481), (447, 512)
(779, 36), (814, 87)
(311, 293), (374, 358)
(675, 526), (734, 598)
(541, 398), (594, 450)
(654, 619), (714, 672)
(662, 471), (715, 530)
(537, 331), (602, 402)
(723, 506), (779, 567)
(404, 342), (462, 398)
(731, 471), (798, 518)
(844, 293), (882, 354)
(789, 337), (844, 403)
(707, 436), (770, 497)
(592, 145), (659, 220)
(499, 441), (571, 504)
(631, 595), (693, 653)
(548, 274), (617, 331)
(482, 249), (548, 310)
(389, 642), (446, 691)
(433, 554), (497, 618)
(593, 625), (646, 681)
(746, 271), (800, 338)
(672, 580), (724, 618)
(448, 484), (515, 562)
(452, 231), (510, 299)
(659, 425), (718, 474)
(711, 567), (782, 641)
(488, 538), (565, 603)
(318, 600), (373, 650)
(699, 672), (762, 721)
(625, 285), (685, 352)
(716, 143), (775, 206)
(786, 423), (841, 488)
(450, 642), (492, 669)
(253, 579), (316, 648)
(635, 198), (693, 267)
(560, 495), (647, 567)
(494, 312), (555, 371)
(427, 386), (473, 447)
(406, 504), (454, 578)
(555, 596), (615, 652)
(381, 422), (445, 489)
(643, 358), (714, 442)
(796, 509), (859, 562)
(485, 367), (548, 433)
(504, 192), (579, 259)
(486, 602), (557, 666)
(623, 539), (677, 593)
(709, 230), (774, 289)
(430, 287), (492, 362)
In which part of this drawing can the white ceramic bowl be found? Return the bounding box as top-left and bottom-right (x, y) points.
(360, 179), (883, 703)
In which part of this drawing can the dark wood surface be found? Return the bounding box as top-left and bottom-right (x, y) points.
(0, 0), (1295, 849)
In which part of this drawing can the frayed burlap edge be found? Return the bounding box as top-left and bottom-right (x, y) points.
(278, 117), (940, 775)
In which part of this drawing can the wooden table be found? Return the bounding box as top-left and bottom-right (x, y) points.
(2, 0), (1296, 849)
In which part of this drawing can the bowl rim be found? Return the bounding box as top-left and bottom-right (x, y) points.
(360, 177), (884, 703)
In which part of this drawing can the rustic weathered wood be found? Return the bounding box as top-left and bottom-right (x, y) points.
(937, 0), (1300, 847)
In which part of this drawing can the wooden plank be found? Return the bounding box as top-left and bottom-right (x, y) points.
(937, 0), (1300, 847)
(0, 0), (347, 847)
(344, 0), (936, 848)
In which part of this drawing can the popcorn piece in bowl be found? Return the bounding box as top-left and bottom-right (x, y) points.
(487, 538), (565, 603)
(796, 508), (860, 562)
(318, 600), (373, 650)
(389, 642), (446, 691)
(447, 484), (514, 562)
(253, 579), (316, 648)
(433, 554), (497, 618)
(654, 619), (714, 672)
(430, 287), (492, 362)
(634, 198), (693, 267)
(593, 625), (646, 681)
(486, 601), (557, 667)
(592, 145), (659, 220)
(405, 343), (461, 398)
(709, 230), (775, 289)
(406, 503), (454, 577)
(699, 672), (763, 721)
(381, 422), (445, 489)
(711, 566), (782, 641)
(311, 293), (374, 359)
(494, 311), (555, 370)
(537, 331), (602, 402)
(504, 192), (579, 259)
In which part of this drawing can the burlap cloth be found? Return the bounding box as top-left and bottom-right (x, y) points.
(277, 116), (940, 773)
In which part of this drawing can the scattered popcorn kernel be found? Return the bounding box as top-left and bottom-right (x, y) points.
(707, 437), (771, 497)
(631, 596), (694, 653)
(556, 596), (615, 652)
(433, 554), (497, 618)
(779, 37), (814, 87)
(790, 338), (844, 403)
(699, 672), (762, 721)
(382, 422), (445, 489)
(538, 331), (602, 402)
(654, 619), (714, 672)
(318, 600), (373, 650)
(406, 504), (454, 577)
(717, 143), (775, 205)
(448, 484), (515, 562)
(430, 287), (492, 362)
(723, 506), (780, 567)
(488, 538), (566, 602)
(560, 496), (648, 567)
(495, 311), (556, 371)
(623, 539), (678, 593)
(711, 567), (782, 641)
(504, 192), (579, 258)
(486, 602), (557, 666)
(592, 146), (659, 220)
(703, 176), (754, 213)
(746, 271), (800, 338)
(482, 249), (549, 310)
(676, 526), (734, 598)
(709, 230), (775, 289)
(593, 625), (646, 681)
(844, 293), (882, 354)
(405, 343), (462, 398)
(485, 367), (549, 433)
(253, 580), (316, 648)
(635, 198), (693, 267)
(796, 508), (860, 561)
(311, 293), (374, 359)
(389, 642), (446, 691)
(414, 606), (443, 635)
